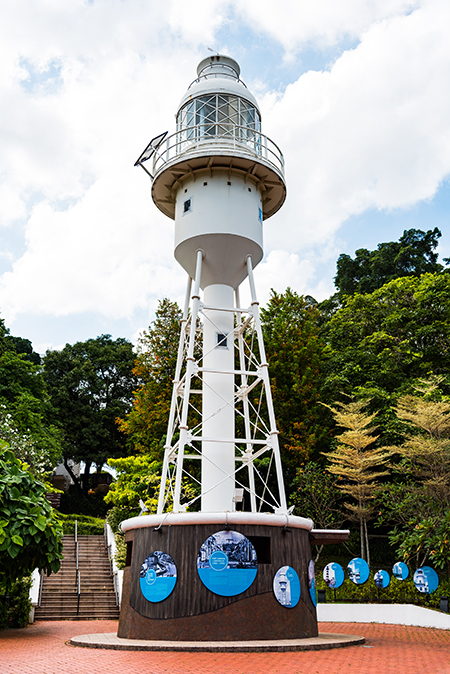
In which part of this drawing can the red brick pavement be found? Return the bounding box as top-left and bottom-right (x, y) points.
(1, 620), (450, 674)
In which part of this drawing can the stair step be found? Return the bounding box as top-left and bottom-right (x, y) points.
(38, 532), (119, 620)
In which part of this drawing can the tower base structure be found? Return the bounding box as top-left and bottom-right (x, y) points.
(118, 513), (319, 642)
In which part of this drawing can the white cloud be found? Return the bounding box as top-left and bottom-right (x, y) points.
(233, 0), (419, 54)
(261, 0), (450, 252)
(0, 0), (449, 346)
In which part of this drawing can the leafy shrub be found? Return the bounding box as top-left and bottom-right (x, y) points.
(106, 506), (139, 570)
(0, 447), (63, 587)
(316, 567), (450, 609)
(58, 513), (105, 536)
(0, 575), (32, 629)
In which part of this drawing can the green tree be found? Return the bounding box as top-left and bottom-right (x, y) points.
(322, 273), (450, 415)
(290, 461), (343, 561)
(261, 289), (330, 478)
(0, 406), (61, 476)
(378, 377), (450, 571)
(118, 299), (183, 461)
(334, 228), (443, 297)
(105, 455), (161, 512)
(323, 400), (392, 565)
(0, 446), (63, 589)
(44, 335), (138, 492)
(0, 319), (62, 473)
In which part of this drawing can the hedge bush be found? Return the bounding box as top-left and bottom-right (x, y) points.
(58, 513), (105, 536)
(0, 576), (32, 629)
(316, 566), (450, 610)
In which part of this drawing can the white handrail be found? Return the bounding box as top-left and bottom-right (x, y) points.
(76, 571), (81, 615)
(150, 124), (284, 179)
(105, 521), (123, 607)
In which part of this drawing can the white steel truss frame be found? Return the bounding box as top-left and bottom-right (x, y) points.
(157, 255), (288, 515)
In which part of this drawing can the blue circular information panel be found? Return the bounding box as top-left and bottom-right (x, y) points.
(197, 530), (257, 597)
(308, 560), (317, 606)
(392, 561), (409, 581)
(374, 569), (390, 589)
(414, 566), (439, 594)
(347, 557), (370, 585)
(273, 566), (301, 608)
(323, 562), (345, 589)
(139, 551), (177, 603)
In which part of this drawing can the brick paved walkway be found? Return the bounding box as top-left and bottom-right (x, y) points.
(1, 620), (449, 674)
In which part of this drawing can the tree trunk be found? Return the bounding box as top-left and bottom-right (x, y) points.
(360, 517), (365, 560)
(82, 460), (92, 493)
(364, 518), (370, 567)
(314, 544), (324, 563)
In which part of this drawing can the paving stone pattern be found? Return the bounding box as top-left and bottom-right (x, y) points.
(1, 620), (450, 673)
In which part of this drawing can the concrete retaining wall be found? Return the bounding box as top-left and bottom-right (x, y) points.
(317, 603), (450, 630)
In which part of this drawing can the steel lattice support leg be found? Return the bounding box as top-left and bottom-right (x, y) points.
(246, 255), (288, 514)
(157, 275), (192, 515)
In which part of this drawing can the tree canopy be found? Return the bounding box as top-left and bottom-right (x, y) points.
(44, 335), (138, 490)
(376, 377), (450, 571)
(117, 299), (182, 461)
(261, 289), (330, 475)
(0, 319), (62, 474)
(334, 227), (443, 297)
(323, 272), (450, 396)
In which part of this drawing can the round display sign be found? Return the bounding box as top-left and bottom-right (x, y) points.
(139, 550), (177, 603)
(197, 530), (257, 597)
(374, 569), (390, 589)
(413, 566), (439, 594)
(323, 562), (345, 589)
(392, 561), (409, 581)
(347, 557), (370, 585)
(308, 559), (317, 606)
(273, 566), (301, 608)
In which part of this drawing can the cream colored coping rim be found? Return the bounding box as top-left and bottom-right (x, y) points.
(119, 511), (319, 532)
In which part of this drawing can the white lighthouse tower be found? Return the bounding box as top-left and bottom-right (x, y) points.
(117, 56), (347, 645)
(136, 54), (288, 517)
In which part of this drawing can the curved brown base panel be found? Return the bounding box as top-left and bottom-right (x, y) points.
(118, 522), (318, 641)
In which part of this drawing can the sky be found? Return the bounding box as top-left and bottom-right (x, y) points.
(1, 0), (450, 354)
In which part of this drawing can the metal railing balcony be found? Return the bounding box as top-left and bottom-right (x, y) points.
(151, 124), (284, 180)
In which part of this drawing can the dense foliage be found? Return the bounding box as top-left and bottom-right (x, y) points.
(334, 227), (443, 297)
(261, 289), (330, 475)
(117, 300), (182, 463)
(0, 320), (62, 474)
(44, 335), (138, 491)
(0, 446), (63, 588)
(0, 576), (33, 629)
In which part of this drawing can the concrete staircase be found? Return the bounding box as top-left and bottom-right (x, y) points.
(35, 534), (120, 620)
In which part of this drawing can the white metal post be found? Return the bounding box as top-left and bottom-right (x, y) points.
(173, 250), (203, 512)
(246, 255), (288, 514)
(235, 287), (257, 512)
(157, 274), (192, 514)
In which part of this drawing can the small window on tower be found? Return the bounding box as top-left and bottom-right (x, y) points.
(216, 332), (228, 349)
(183, 198), (192, 215)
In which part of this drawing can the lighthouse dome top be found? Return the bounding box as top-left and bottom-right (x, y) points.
(197, 54), (240, 79)
(178, 54), (259, 112)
